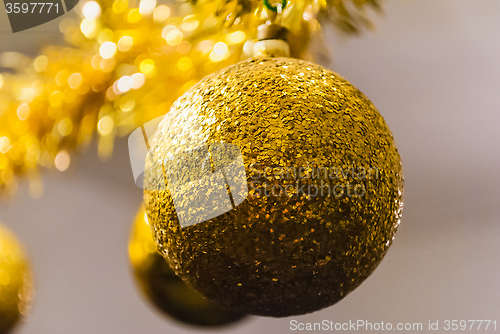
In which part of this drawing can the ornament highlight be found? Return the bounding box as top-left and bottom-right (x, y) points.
(0, 224), (34, 334)
(143, 55), (403, 317)
(129, 206), (247, 327)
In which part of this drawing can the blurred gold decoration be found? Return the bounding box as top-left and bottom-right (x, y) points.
(0, 224), (34, 334)
(129, 205), (247, 326)
(143, 51), (403, 316)
(0, 0), (381, 196)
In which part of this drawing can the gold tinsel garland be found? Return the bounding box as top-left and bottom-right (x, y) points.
(0, 0), (381, 196)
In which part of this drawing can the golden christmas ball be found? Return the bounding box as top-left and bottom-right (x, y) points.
(143, 56), (403, 317)
(129, 206), (247, 326)
(0, 224), (34, 334)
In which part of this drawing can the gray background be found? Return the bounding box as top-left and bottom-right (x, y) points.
(1, 0), (499, 333)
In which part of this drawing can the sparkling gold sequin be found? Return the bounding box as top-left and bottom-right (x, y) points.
(144, 56), (403, 317)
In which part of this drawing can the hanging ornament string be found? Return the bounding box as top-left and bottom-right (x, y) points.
(264, 0), (286, 24)
(263, 0), (287, 12)
(263, 0), (286, 27)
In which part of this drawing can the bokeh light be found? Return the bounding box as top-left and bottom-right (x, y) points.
(139, 0), (156, 15)
(82, 1), (101, 19)
(99, 42), (117, 59)
(98, 116), (114, 136)
(54, 150), (70, 171)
